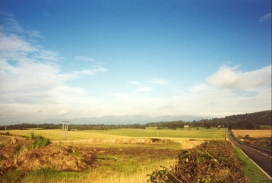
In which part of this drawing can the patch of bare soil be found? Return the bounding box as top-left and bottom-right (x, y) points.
(0, 137), (96, 175)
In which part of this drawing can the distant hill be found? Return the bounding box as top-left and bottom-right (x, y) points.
(225, 110), (271, 129)
(43, 115), (205, 125)
(1, 110), (270, 130)
(225, 110), (271, 125)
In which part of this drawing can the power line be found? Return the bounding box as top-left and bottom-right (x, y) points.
(62, 121), (69, 140)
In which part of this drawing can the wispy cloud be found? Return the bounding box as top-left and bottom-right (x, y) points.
(0, 12), (24, 33)
(128, 81), (152, 92)
(73, 66), (107, 76)
(107, 65), (271, 118)
(0, 32), (37, 53)
(27, 30), (43, 39)
(259, 13), (272, 23)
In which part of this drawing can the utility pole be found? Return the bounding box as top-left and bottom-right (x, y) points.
(62, 121), (69, 140)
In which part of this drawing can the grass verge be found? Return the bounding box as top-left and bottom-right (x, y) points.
(234, 146), (271, 183)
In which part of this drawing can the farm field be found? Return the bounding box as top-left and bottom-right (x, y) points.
(0, 127), (226, 142)
(0, 128), (270, 182)
(232, 129), (272, 150)
(232, 130), (272, 138)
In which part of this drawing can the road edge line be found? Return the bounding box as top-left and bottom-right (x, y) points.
(234, 143), (272, 180)
(229, 130), (271, 179)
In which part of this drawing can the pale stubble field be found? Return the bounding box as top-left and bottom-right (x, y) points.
(232, 130), (272, 138)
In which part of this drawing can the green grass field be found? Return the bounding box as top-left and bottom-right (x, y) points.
(0, 127), (226, 142)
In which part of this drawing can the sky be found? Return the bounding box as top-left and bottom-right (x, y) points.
(0, 0), (271, 124)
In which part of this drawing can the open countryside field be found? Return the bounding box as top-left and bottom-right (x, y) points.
(1, 128), (270, 183)
(232, 130), (272, 138)
(0, 127), (226, 143)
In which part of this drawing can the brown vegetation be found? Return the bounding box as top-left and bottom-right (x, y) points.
(148, 141), (248, 183)
(180, 140), (204, 149)
(0, 136), (180, 182)
(0, 137), (96, 175)
(53, 138), (153, 144)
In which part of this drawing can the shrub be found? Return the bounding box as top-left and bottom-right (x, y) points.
(147, 141), (248, 183)
(29, 133), (51, 149)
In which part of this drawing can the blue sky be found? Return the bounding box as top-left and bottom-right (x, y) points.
(0, 0), (271, 124)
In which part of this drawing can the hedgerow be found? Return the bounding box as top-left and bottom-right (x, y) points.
(147, 141), (248, 183)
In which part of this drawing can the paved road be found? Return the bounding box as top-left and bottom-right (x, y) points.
(228, 130), (272, 179)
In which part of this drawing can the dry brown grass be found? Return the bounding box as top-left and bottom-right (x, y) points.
(52, 138), (153, 144)
(180, 140), (204, 149)
(232, 130), (272, 138)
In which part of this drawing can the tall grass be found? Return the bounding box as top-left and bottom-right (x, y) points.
(28, 132), (51, 149)
(19, 159), (176, 183)
(91, 159), (175, 183)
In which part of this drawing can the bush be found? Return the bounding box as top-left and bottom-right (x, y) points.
(147, 141), (247, 183)
(29, 133), (51, 149)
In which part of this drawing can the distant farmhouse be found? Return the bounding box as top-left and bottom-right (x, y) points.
(184, 125), (190, 128)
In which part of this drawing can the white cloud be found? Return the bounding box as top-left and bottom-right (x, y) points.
(33, 50), (62, 61)
(73, 66), (107, 76)
(259, 13), (272, 23)
(0, 32), (37, 53)
(0, 12), (24, 33)
(127, 81), (152, 92)
(0, 14), (108, 123)
(207, 64), (271, 91)
(109, 65), (271, 118)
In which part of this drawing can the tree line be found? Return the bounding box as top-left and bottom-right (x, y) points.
(0, 110), (270, 131)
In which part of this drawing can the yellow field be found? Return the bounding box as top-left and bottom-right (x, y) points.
(0, 129), (128, 140)
(232, 130), (272, 138)
(0, 128), (226, 146)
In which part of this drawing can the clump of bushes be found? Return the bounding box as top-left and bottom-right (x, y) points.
(28, 132), (51, 149)
(147, 141), (247, 183)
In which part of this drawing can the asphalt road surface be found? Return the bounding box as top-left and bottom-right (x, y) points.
(228, 130), (272, 179)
